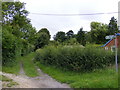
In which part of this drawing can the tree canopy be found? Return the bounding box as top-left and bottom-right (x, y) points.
(108, 17), (118, 35)
(2, 1), (36, 65)
(54, 31), (66, 42)
(76, 27), (86, 46)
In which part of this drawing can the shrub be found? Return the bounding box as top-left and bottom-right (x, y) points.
(2, 29), (34, 66)
(35, 45), (114, 72)
(2, 30), (19, 66)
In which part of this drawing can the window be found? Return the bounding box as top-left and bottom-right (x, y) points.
(111, 46), (116, 52)
(105, 47), (108, 50)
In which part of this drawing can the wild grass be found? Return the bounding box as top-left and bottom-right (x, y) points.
(2, 52), (38, 77)
(2, 75), (19, 87)
(37, 62), (118, 88)
(2, 57), (20, 75)
(21, 52), (39, 77)
(2, 75), (12, 82)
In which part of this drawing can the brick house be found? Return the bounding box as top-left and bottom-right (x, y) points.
(101, 33), (120, 51)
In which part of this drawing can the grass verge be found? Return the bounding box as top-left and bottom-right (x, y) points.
(2, 75), (12, 82)
(2, 57), (20, 75)
(2, 52), (38, 77)
(21, 52), (38, 77)
(2, 75), (19, 87)
(37, 62), (118, 88)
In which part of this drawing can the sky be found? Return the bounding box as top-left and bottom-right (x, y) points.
(19, 0), (119, 40)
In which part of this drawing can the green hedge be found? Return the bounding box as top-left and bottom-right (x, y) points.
(2, 30), (18, 66)
(2, 29), (35, 66)
(35, 45), (115, 72)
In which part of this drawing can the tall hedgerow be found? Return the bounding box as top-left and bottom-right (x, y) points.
(35, 45), (114, 72)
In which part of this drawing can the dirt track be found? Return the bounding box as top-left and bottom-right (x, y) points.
(1, 63), (70, 88)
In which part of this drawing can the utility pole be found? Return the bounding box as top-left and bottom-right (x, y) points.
(115, 33), (118, 72)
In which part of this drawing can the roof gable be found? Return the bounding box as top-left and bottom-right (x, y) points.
(101, 39), (113, 47)
(101, 33), (120, 47)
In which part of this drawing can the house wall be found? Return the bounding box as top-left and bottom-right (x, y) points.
(117, 36), (120, 49)
(104, 39), (115, 50)
(104, 36), (120, 50)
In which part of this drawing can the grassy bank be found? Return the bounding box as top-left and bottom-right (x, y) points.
(2, 57), (20, 75)
(37, 62), (118, 88)
(1, 75), (19, 87)
(2, 52), (38, 77)
(21, 52), (38, 77)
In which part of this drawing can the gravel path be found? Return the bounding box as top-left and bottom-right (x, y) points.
(1, 62), (70, 88)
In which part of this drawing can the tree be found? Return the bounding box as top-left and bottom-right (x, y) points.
(2, 1), (36, 43)
(2, 28), (22, 65)
(38, 28), (51, 39)
(90, 22), (108, 44)
(2, 1), (36, 65)
(2, 2), (30, 38)
(108, 17), (118, 35)
(76, 27), (86, 46)
(85, 32), (92, 43)
(34, 28), (51, 50)
(27, 26), (37, 45)
(35, 32), (50, 50)
(54, 31), (66, 42)
(21, 24), (37, 45)
(65, 38), (78, 45)
(2, 2), (29, 24)
(66, 30), (74, 39)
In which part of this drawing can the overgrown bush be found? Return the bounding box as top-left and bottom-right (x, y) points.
(2, 30), (20, 66)
(35, 45), (114, 72)
(21, 39), (35, 56)
(2, 30), (35, 66)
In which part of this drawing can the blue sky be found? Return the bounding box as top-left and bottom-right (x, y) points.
(20, 0), (119, 39)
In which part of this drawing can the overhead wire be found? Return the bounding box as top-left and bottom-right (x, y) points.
(30, 12), (119, 16)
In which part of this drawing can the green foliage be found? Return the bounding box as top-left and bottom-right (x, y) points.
(54, 31), (66, 42)
(38, 28), (51, 39)
(2, 75), (12, 82)
(2, 2), (30, 38)
(35, 32), (50, 50)
(37, 63), (118, 88)
(2, 57), (20, 74)
(76, 27), (86, 46)
(6, 81), (19, 87)
(90, 22), (108, 44)
(66, 30), (74, 39)
(85, 32), (92, 43)
(64, 38), (79, 45)
(48, 40), (60, 46)
(2, 29), (20, 65)
(35, 45), (114, 72)
(34, 28), (50, 50)
(2, 1), (36, 66)
(2, 75), (19, 87)
(108, 17), (118, 35)
(53, 16), (118, 45)
(2, 27), (34, 65)
(21, 39), (35, 56)
(21, 53), (38, 77)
